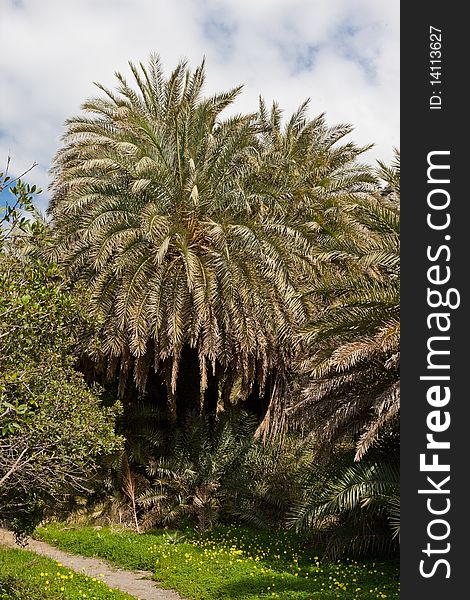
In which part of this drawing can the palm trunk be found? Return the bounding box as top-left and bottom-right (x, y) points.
(245, 374), (274, 422)
(176, 345), (201, 424)
(147, 368), (168, 411)
(245, 380), (265, 420)
(203, 367), (219, 425)
(221, 371), (235, 410)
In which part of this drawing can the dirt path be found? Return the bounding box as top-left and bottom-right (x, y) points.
(0, 529), (183, 600)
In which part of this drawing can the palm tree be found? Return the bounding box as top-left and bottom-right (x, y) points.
(49, 55), (377, 430)
(48, 56), (312, 423)
(254, 98), (376, 219)
(292, 152), (400, 460)
(242, 99), (376, 437)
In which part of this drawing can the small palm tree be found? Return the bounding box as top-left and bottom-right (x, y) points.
(290, 457), (399, 559)
(138, 411), (257, 530)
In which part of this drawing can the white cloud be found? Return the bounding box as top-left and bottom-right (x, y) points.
(0, 0), (399, 209)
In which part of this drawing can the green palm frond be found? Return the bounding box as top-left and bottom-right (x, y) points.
(290, 460), (399, 558)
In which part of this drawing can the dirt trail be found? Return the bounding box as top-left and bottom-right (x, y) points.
(0, 529), (183, 600)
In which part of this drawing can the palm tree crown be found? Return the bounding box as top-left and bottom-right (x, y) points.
(49, 56), (311, 414)
(49, 55), (376, 428)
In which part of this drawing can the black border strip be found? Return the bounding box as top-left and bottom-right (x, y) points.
(401, 4), (467, 597)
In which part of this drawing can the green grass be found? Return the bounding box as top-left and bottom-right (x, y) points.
(0, 545), (134, 600)
(36, 523), (400, 600)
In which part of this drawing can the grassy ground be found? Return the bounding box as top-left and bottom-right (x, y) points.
(0, 545), (134, 600)
(36, 524), (400, 600)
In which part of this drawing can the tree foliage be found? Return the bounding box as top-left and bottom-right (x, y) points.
(47, 55), (374, 432)
(290, 454), (399, 559)
(0, 179), (122, 539)
(292, 152), (400, 460)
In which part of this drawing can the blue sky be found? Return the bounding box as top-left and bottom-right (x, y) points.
(0, 0), (399, 212)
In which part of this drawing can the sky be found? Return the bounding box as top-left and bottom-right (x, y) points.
(0, 0), (399, 211)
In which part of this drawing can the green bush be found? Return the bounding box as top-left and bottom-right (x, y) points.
(0, 255), (123, 538)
